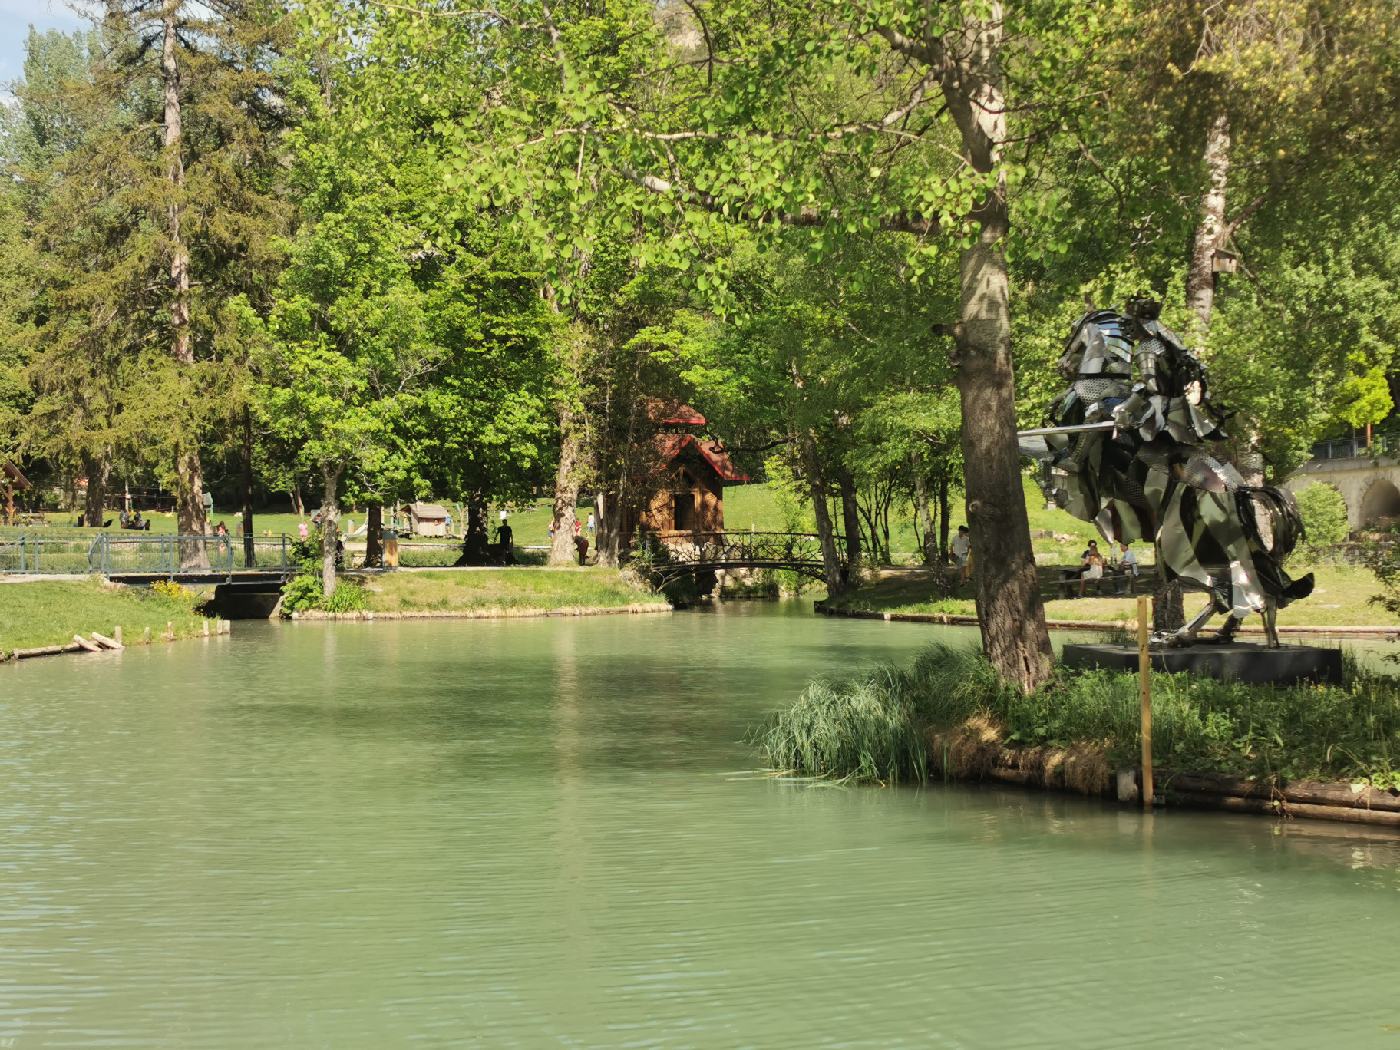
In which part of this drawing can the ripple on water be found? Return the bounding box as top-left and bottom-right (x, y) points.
(1, 610), (1397, 1048)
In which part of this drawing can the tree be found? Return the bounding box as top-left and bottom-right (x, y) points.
(79, 0), (292, 537)
(309, 0), (1119, 689)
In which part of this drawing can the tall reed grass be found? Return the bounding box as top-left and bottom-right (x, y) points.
(754, 644), (1400, 788)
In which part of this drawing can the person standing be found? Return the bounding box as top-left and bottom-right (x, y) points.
(951, 525), (972, 583)
(586, 511), (595, 535)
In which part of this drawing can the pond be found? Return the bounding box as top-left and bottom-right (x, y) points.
(2, 604), (1397, 1047)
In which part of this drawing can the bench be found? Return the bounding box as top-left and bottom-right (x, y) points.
(1054, 565), (1141, 598)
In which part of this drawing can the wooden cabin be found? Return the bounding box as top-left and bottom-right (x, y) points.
(405, 502), (451, 538)
(636, 404), (747, 538)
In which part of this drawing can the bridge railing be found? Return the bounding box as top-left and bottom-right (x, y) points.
(0, 530), (302, 576)
(94, 533), (236, 575)
(0, 531), (97, 574)
(633, 530), (832, 566)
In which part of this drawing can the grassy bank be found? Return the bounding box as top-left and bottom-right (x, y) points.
(0, 579), (210, 654)
(755, 643), (1400, 790)
(823, 561), (1396, 630)
(355, 567), (664, 615)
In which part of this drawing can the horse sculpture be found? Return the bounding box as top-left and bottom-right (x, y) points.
(1020, 297), (1313, 647)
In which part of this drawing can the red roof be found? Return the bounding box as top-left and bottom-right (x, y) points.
(654, 434), (749, 482)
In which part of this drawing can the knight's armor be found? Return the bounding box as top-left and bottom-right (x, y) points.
(1026, 296), (1312, 646)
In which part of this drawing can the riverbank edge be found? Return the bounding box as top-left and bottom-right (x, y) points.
(942, 735), (1400, 829)
(289, 601), (673, 622)
(2, 618), (231, 664)
(813, 602), (1400, 639)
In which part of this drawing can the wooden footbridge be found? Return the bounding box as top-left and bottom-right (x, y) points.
(632, 531), (839, 584)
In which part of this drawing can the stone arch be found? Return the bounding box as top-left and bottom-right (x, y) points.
(1360, 477), (1400, 526)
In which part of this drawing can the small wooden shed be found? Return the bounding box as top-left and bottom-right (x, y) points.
(405, 502), (451, 538)
(637, 405), (747, 536)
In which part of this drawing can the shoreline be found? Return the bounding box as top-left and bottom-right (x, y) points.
(814, 602), (1400, 639)
(288, 602), (673, 622)
(3, 618), (231, 664)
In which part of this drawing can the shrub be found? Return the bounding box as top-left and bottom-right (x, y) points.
(1294, 483), (1349, 549)
(150, 578), (192, 602)
(755, 643), (1400, 787)
(279, 573), (324, 614)
(320, 581), (368, 613)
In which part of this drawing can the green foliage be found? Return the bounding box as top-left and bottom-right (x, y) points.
(1294, 483), (1350, 550)
(1363, 531), (1400, 619)
(757, 644), (1400, 787)
(278, 572), (325, 614)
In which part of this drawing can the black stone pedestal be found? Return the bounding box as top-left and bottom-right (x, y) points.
(1062, 642), (1343, 685)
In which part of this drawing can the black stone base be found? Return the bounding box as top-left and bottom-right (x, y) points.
(1062, 642), (1343, 685)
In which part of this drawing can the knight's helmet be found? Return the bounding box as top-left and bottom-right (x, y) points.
(1059, 308), (1134, 404)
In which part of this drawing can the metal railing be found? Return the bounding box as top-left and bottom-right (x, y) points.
(0, 530), (298, 576)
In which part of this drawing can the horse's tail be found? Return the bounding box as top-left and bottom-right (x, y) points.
(1237, 486), (1315, 604)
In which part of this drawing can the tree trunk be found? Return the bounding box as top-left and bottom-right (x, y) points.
(320, 466), (339, 596)
(241, 407), (255, 567)
(549, 406), (583, 566)
(82, 452), (109, 529)
(1153, 577), (1185, 635)
(463, 497), (489, 564)
(937, 475), (951, 563)
(594, 490), (624, 567)
(913, 458), (936, 565)
(161, 0), (206, 539)
(801, 432), (844, 595)
(1186, 112), (1230, 337)
(364, 503), (383, 568)
(941, 6), (1053, 692)
(838, 469), (862, 566)
(291, 484), (304, 517)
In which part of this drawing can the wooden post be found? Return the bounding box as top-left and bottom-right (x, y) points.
(1137, 595), (1154, 809)
(114, 625), (123, 646)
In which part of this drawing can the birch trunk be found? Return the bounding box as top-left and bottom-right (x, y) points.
(1186, 112), (1230, 336)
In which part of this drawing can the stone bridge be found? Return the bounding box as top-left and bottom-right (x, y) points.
(1284, 436), (1400, 530)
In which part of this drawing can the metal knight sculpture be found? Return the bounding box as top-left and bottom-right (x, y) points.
(1021, 297), (1313, 646)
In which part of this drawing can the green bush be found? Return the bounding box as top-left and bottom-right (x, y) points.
(279, 572), (324, 613)
(1295, 483), (1349, 549)
(321, 580), (368, 613)
(755, 643), (1400, 787)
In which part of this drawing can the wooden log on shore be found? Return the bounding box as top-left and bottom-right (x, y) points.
(1159, 770), (1400, 812)
(1169, 790), (1400, 828)
(90, 631), (124, 651)
(11, 643), (80, 659)
(72, 634), (100, 653)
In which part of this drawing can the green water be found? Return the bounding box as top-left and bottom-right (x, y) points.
(2, 605), (1397, 1048)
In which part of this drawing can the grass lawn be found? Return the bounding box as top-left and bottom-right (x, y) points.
(0, 579), (211, 653)
(825, 560), (1397, 630)
(360, 567), (663, 614)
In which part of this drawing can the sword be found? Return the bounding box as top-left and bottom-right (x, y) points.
(1016, 421), (1118, 438)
